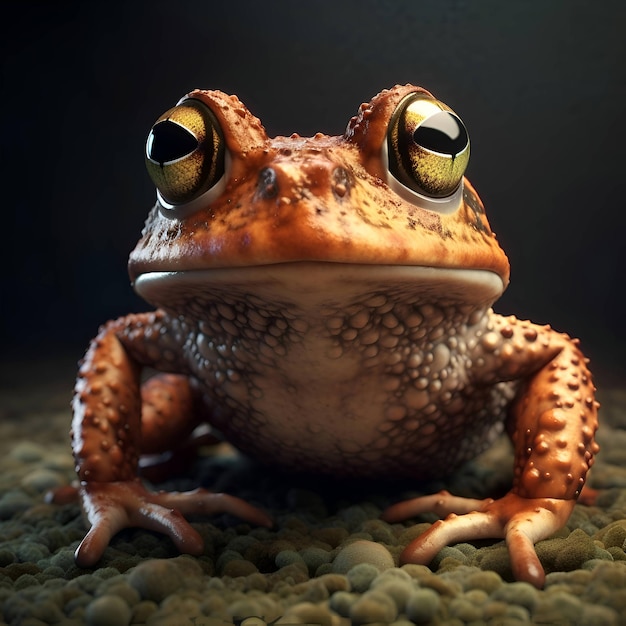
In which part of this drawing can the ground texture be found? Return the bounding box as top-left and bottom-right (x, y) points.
(1, 357), (625, 625)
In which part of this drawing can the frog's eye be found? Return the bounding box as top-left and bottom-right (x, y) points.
(386, 94), (469, 202)
(145, 98), (226, 207)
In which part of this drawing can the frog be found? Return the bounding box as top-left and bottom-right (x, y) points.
(61, 84), (599, 589)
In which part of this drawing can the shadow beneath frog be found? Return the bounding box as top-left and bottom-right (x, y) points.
(144, 431), (515, 528)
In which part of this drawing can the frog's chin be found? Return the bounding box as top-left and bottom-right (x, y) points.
(133, 262), (504, 314)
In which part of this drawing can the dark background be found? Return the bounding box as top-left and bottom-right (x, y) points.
(2, 1), (625, 384)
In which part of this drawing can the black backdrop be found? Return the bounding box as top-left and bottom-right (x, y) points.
(2, 1), (625, 382)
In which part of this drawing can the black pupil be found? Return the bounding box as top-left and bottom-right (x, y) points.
(148, 120), (198, 165)
(413, 112), (467, 156)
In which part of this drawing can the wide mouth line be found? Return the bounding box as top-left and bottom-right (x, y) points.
(133, 262), (505, 308)
(134, 262), (503, 286)
(133, 260), (501, 276)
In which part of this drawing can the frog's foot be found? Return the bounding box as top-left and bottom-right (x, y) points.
(382, 491), (575, 588)
(74, 479), (273, 567)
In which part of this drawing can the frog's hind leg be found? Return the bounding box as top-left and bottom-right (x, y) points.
(47, 373), (215, 501)
(382, 330), (599, 589)
(138, 373), (220, 481)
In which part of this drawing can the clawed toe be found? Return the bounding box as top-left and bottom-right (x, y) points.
(152, 488), (273, 528)
(399, 510), (502, 565)
(382, 490), (493, 522)
(384, 491), (575, 588)
(74, 480), (272, 566)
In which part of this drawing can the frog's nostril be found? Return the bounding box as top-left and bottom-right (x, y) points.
(258, 167), (278, 199)
(332, 167), (351, 199)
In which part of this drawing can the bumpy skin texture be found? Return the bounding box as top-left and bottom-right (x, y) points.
(62, 85), (599, 587)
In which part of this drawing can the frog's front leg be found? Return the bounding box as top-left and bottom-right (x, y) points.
(68, 311), (272, 567)
(383, 318), (600, 588)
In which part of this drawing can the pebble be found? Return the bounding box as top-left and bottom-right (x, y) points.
(127, 560), (183, 603)
(350, 589), (398, 624)
(464, 569), (503, 593)
(332, 540), (394, 574)
(580, 604), (620, 626)
(503, 604), (531, 622)
(275, 549), (306, 569)
(368, 578), (414, 611)
(328, 591), (359, 617)
(534, 591), (582, 623)
(227, 599), (267, 622)
(449, 595), (483, 622)
(280, 601), (334, 626)
(431, 545), (468, 569)
(405, 587), (441, 622)
(20, 469), (66, 493)
(16, 541), (49, 563)
(222, 558), (259, 577)
(216, 549), (244, 573)
(0, 491), (34, 518)
(85, 595), (131, 626)
(346, 563), (381, 593)
(96, 581), (140, 607)
(299, 546), (332, 574)
(130, 600), (158, 623)
(492, 581), (539, 611)
(10, 442), (45, 462)
(316, 573), (350, 594)
(13, 573), (40, 590)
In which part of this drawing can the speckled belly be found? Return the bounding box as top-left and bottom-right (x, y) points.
(196, 360), (512, 478)
(135, 263), (512, 478)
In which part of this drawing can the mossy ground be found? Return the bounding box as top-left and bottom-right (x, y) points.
(1, 359), (625, 625)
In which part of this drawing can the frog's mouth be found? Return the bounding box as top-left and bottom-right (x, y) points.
(133, 262), (505, 314)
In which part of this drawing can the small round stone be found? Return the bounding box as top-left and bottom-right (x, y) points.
(16, 542), (49, 563)
(431, 545), (468, 569)
(227, 600), (265, 622)
(535, 591), (582, 623)
(350, 590), (398, 625)
(280, 601), (335, 626)
(216, 549), (244, 573)
(222, 559), (259, 577)
(85, 595), (131, 626)
(329, 591), (359, 617)
(346, 563), (381, 593)
(130, 601), (158, 623)
(372, 567), (412, 584)
(241, 617), (268, 626)
(332, 540), (394, 574)
(13, 574), (40, 590)
(275, 549), (306, 569)
(599, 523), (626, 549)
(504, 605), (532, 622)
(10, 442), (45, 462)
(449, 596), (483, 622)
(96, 581), (140, 607)
(299, 546), (332, 574)
(20, 469), (65, 492)
(464, 569), (503, 593)
(368, 578), (414, 611)
(406, 588), (441, 622)
(316, 573), (350, 594)
(492, 581), (539, 611)
(0, 491), (33, 517)
(127, 559), (182, 603)
(579, 604), (620, 626)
